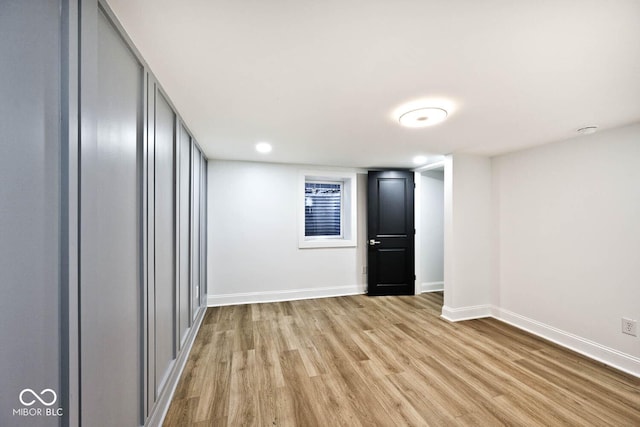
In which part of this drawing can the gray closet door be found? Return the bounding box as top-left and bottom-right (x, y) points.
(153, 90), (176, 394)
(178, 125), (191, 345)
(191, 146), (202, 319)
(0, 1), (61, 425)
(80, 10), (143, 426)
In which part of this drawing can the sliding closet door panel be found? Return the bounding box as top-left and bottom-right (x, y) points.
(145, 73), (156, 414)
(153, 90), (176, 394)
(0, 1), (61, 425)
(191, 147), (201, 320)
(80, 10), (142, 426)
(178, 125), (191, 345)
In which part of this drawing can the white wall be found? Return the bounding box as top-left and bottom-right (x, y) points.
(493, 123), (640, 374)
(443, 154), (496, 320)
(420, 170), (444, 291)
(207, 160), (367, 305)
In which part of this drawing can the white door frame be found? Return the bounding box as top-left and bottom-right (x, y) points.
(413, 161), (446, 295)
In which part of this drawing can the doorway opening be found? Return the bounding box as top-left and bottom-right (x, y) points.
(414, 162), (445, 305)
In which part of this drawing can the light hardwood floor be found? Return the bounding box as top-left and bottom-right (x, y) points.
(163, 293), (640, 426)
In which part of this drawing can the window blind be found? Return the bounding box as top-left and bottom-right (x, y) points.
(305, 182), (342, 237)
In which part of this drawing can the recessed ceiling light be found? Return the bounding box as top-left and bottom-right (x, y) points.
(413, 155), (428, 165)
(399, 107), (448, 128)
(577, 126), (598, 135)
(255, 142), (272, 153)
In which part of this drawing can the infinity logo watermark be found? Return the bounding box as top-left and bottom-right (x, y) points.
(19, 389), (57, 406)
(12, 388), (63, 417)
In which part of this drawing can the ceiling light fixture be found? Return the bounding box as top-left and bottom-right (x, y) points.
(413, 155), (428, 165)
(577, 126), (598, 135)
(399, 107), (448, 128)
(255, 142), (272, 153)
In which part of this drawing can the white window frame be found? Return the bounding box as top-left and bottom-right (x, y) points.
(298, 170), (357, 248)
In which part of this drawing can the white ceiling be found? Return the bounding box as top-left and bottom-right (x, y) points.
(107, 0), (640, 168)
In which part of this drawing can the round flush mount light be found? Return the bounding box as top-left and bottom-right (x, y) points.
(399, 107), (448, 128)
(577, 126), (598, 135)
(413, 155), (428, 165)
(255, 142), (272, 153)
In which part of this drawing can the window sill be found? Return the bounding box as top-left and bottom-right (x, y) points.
(298, 238), (357, 249)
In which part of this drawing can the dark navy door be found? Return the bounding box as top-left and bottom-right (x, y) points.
(367, 171), (415, 295)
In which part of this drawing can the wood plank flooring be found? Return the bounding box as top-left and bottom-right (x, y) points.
(163, 293), (640, 426)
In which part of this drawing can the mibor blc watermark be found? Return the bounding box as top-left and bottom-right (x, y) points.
(13, 388), (63, 418)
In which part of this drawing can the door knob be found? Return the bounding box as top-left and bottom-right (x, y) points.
(369, 239), (381, 246)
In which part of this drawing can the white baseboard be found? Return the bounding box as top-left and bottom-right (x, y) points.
(441, 304), (493, 322)
(421, 281), (444, 293)
(146, 305), (207, 427)
(494, 307), (640, 378)
(440, 303), (640, 378)
(207, 284), (366, 307)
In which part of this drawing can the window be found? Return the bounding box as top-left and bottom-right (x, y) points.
(299, 171), (357, 248)
(305, 182), (343, 238)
